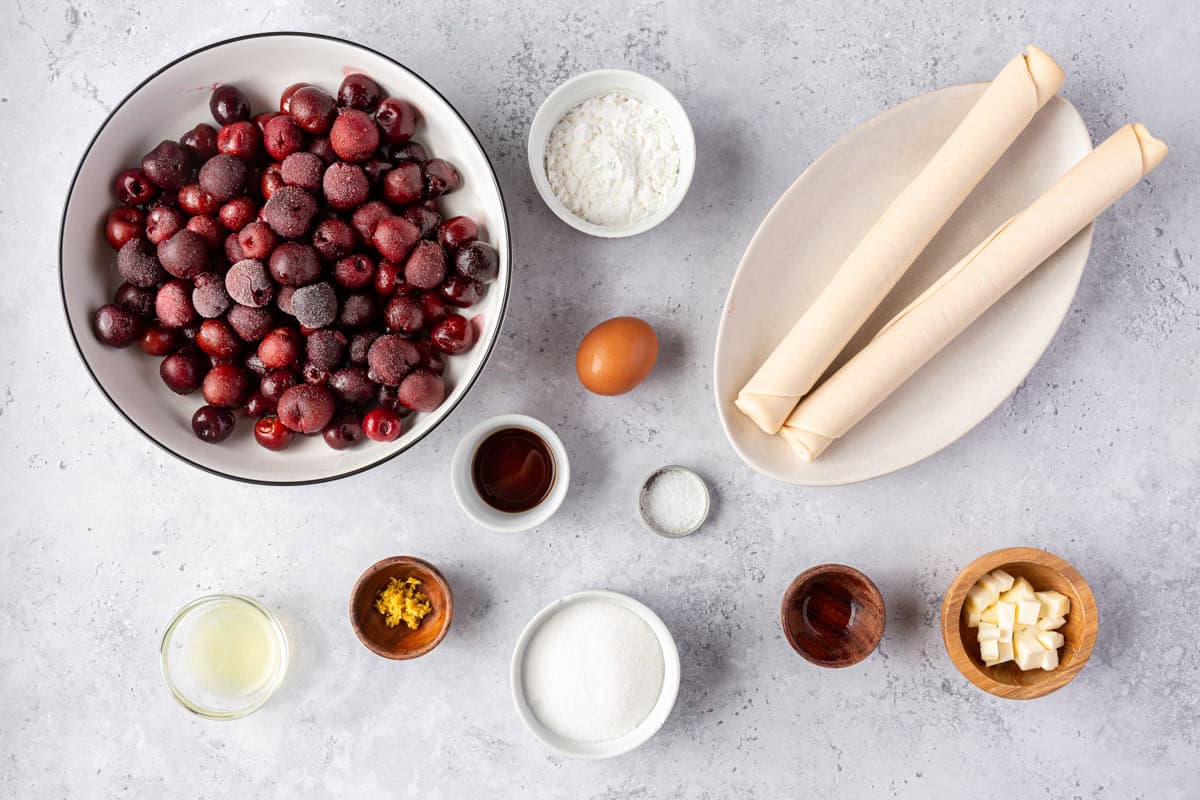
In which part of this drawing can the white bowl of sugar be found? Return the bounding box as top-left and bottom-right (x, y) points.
(510, 590), (681, 759)
(528, 69), (695, 238)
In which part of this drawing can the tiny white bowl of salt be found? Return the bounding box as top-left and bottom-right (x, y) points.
(528, 69), (695, 238)
(638, 465), (711, 538)
(511, 590), (681, 759)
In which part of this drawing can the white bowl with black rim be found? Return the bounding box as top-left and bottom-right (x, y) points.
(60, 33), (510, 485)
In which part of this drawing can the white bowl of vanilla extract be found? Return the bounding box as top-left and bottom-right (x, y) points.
(450, 414), (570, 532)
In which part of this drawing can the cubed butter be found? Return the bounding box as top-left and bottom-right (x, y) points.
(1016, 598), (1042, 626)
(1000, 576), (1036, 604)
(994, 640), (1014, 665)
(1035, 590), (1070, 620)
(1036, 630), (1065, 650)
(1037, 616), (1066, 631)
(978, 622), (1001, 642)
(1013, 628), (1046, 671)
(988, 569), (1015, 592)
(994, 601), (1016, 632)
(978, 573), (1005, 596)
(980, 638), (1000, 662)
(966, 583), (995, 614)
(965, 607), (981, 628)
(1041, 647), (1060, 671)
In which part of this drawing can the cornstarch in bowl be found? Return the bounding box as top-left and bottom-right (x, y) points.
(545, 93), (680, 227)
(521, 598), (665, 742)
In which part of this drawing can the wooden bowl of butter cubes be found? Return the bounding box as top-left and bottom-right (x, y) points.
(941, 547), (1098, 700)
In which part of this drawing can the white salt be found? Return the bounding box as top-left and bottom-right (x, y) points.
(640, 467), (708, 536)
(521, 599), (665, 743)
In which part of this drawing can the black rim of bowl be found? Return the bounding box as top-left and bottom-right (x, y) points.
(58, 31), (512, 487)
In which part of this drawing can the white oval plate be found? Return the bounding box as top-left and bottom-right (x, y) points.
(60, 33), (510, 484)
(510, 590), (681, 760)
(714, 84), (1093, 486)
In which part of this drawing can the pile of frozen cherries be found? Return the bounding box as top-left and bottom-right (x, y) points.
(92, 74), (499, 451)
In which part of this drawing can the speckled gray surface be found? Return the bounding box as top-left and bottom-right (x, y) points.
(2, 0), (1198, 797)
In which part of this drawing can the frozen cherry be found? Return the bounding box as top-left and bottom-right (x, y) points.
(255, 416), (294, 451)
(244, 392), (273, 418)
(160, 347), (206, 394)
(225, 259), (274, 307)
(186, 214), (224, 252)
(338, 73), (382, 112)
(430, 313), (475, 354)
(180, 123), (218, 161)
(419, 290), (451, 324)
(288, 86), (337, 134)
(260, 369), (299, 404)
(373, 259), (402, 296)
(333, 253), (375, 289)
(227, 303), (274, 342)
(330, 109), (380, 163)
(291, 281), (338, 328)
(397, 369), (445, 412)
(302, 362), (330, 385)
(202, 363), (249, 408)
(258, 327), (302, 369)
(225, 231), (247, 263)
(139, 322), (178, 356)
(439, 216), (478, 252)
(210, 84), (250, 125)
(348, 331), (379, 365)
(372, 215), (420, 262)
(114, 168), (157, 205)
(423, 159), (460, 197)
(383, 294), (424, 334)
(196, 318), (241, 359)
(363, 156), (392, 187)
(157, 229), (208, 280)
(306, 328), (346, 370)
(323, 413), (363, 449)
(362, 407), (403, 442)
(454, 240), (498, 283)
(440, 274), (485, 307)
(116, 238), (165, 287)
(92, 304), (142, 348)
(392, 141), (428, 163)
(330, 366), (373, 406)
(145, 205), (185, 245)
(177, 183), (215, 217)
(192, 404), (235, 443)
(261, 162), (286, 199)
(415, 339), (445, 375)
(350, 200), (391, 242)
(308, 135), (337, 163)
(276, 285), (297, 316)
(156, 280), (197, 328)
(280, 151), (324, 191)
(374, 97), (421, 144)
(382, 162), (423, 206)
(217, 121), (261, 160)
(218, 196), (257, 231)
(192, 272), (232, 319)
(140, 141), (191, 191)
(402, 205), (440, 240)
(403, 240), (446, 289)
(367, 334), (419, 385)
(238, 221), (278, 260)
(276, 383), (335, 433)
(263, 114), (304, 161)
(322, 162), (369, 210)
(311, 217), (356, 262)
(337, 293), (377, 328)
(198, 154), (248, 202)
(115, 282), (156, 317)
(268, 242), (321, 286)
(279, 82), (311, 114)
(263, 185), (317, 238)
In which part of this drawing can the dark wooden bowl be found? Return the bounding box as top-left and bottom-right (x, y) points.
(781, 564), (886, 668)
(941, 547), (1097, 699)
(350, 556), (453, 660)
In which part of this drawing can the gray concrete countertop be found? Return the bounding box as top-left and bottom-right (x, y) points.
(2, 1), (1197, 796)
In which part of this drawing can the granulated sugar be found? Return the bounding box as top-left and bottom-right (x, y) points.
(521, 599), (664, 743)
(544, 93), (679, 227)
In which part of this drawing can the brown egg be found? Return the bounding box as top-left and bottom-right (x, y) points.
(575, 316), (658, 396)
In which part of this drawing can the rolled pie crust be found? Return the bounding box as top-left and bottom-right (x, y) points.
(781, 123), (1167, 460)
(735, 46), (1065, 434)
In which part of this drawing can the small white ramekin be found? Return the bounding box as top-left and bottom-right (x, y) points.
(528, 69), (696, 238)
(510, 590), (681, 759)
(450, 414), (570, 532)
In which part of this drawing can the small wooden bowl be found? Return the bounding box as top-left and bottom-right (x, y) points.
(350, 556), (453, 660)
(941, 547), (1097, 699)
(781, 564), (886, 668)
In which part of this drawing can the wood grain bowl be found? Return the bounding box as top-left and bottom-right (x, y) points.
(350, 556), (452, 660)
(781, 564), (886, 668)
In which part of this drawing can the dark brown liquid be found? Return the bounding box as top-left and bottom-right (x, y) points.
(798, 579), (860, 641)
(471, 427), (555, 513)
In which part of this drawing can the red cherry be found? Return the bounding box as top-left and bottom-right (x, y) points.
(362, 407), (404, 442)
